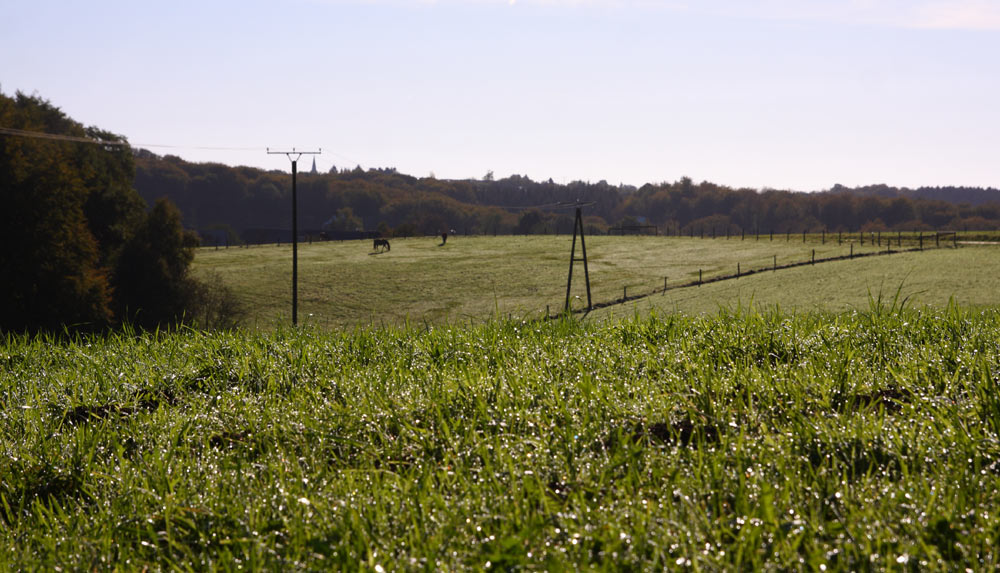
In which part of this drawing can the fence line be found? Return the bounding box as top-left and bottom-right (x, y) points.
(552, 241), (959, 319)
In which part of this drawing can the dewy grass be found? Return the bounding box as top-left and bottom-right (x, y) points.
(2, 308), (1000, 569)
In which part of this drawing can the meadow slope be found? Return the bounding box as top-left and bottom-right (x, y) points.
(192, 235), (999, 328)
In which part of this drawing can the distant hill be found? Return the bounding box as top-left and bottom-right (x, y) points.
(132, 151), (1000, 243)
(830, 183), (1000, 206)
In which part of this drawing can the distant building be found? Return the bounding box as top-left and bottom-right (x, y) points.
(310, 157), (317, 174)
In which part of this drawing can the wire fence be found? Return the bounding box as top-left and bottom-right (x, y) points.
(554, 237), (965, 319)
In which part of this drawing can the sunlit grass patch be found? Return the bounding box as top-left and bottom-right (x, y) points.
(2, 307), (1000, 569)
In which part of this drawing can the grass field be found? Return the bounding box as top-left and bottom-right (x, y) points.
(595, 245), (1000, 320)
(3, 308), (1000, 569)
(192, 234), (1000, 328)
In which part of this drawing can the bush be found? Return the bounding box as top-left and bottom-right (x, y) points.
(184, 272), (246, 330)
(113, 198), (200, 329)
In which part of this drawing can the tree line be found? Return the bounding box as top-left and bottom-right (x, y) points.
(0, 91), (238, 333)
(134, 154), (1000, 243)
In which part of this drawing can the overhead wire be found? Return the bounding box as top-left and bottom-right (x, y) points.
(132, 142), (265, 152)
(0, 125), (269, 153)
(0, 126), (571, 195)
(0, 126), (128, 146)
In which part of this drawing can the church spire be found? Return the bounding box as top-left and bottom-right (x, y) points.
(310, 156), (318, 174)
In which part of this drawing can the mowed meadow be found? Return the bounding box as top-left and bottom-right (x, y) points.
(4, 234), (1000, 569)
(192, 233), (1000, 328)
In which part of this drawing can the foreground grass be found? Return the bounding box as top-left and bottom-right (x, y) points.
(3, 306), (1000, 569)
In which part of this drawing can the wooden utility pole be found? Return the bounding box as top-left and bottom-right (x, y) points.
(563, 202), (594, 312)
(267, 148), (321, 325)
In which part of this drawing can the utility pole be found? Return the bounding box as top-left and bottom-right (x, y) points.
(559, 201), (595, 313)
(267, 147), (321, 325)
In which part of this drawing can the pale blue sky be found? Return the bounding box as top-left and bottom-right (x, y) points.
(2, 0), (998, 190)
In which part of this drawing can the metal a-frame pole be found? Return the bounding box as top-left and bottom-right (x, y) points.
(565, 207), (592, 312)
(267, 147), (321, 326)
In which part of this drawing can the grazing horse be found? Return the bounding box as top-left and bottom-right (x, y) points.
(373, 238), (390, 252)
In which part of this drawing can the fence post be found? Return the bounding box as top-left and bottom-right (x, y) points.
(773, 255), (776, 272)
(663, 277), (667, 293)
(850, 243), (853, 259)
(811, 249), (815, 264)
(624, 286), (627, 300)
(822, 230), (825, 244)
(919, 233), (923, 250)
(954, 232), (958, 248)
(737, 262), (741, 277)
(936, 232), (939, 247)
(699, 269), (702, 285)
(877, 231), (881, 247)
(803, 230), (806, 243)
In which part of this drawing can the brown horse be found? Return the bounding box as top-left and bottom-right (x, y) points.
(373, 238), (390, 252)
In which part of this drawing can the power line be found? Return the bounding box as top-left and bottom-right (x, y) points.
(133, 143), (265, 152)
(0, 126), (128, 146)
(0, 125), (266, 152)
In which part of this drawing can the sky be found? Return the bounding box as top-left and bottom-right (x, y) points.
(2, 0), (998, 191)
